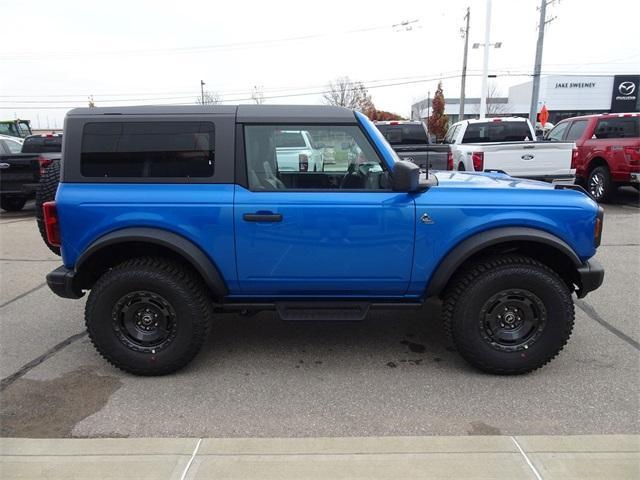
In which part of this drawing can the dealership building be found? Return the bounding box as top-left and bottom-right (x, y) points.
(411, 74), (640, 124)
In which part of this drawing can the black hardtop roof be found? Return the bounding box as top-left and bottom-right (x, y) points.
(66, 104), (357, 123)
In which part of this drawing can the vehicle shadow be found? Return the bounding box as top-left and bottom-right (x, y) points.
(197, 299), (467, 372)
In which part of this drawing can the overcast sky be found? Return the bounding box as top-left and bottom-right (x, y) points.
(1, 0), (638, 128)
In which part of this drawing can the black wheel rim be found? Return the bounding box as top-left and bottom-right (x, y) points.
(589, 172), (605, 199)
(112, 291), (177, 353)
(478, 289), (547, 352)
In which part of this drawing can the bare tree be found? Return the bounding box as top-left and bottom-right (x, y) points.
(323, 76), (374, 114)
(485, 82), (510, 115)
(196, 90), (221, 105)
(251, 85), (265, 105)
(88, 95), (96, 108)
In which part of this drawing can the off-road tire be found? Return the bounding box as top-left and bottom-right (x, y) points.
(0, 196), (27, 212)
(35, 161), (61, 255)
(85, 257), (213, 376)
(587, 166), (614, 203)
(442, 254), (574, 375)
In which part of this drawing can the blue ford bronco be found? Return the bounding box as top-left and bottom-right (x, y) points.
(44, 105), (604, 376)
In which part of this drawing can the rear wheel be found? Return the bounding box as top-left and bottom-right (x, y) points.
(442, 255), (574, 375)
(1, 196), (27, 212)
(587, 166), (614, 203)
(85, 257), (213, 376)
(35, 161), (61, 255)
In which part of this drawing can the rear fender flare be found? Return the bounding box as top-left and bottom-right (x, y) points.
(75, 227), (228, 297)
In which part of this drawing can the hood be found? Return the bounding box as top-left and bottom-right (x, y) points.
(432, 170), (555, 191)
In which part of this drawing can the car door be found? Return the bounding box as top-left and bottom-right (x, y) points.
(234, 123), (416, 297)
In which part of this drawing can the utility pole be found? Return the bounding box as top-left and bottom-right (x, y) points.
(426, 91), (431, 135)
(529, 0), (556, 125)
(459, 7), (470, 122)
(200, 80), (205, 105)
(479, 0), (492, 119)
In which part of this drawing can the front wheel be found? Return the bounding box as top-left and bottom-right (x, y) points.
(587, 166), (614, 203)
(442, 255), (574, 375)
(85, 257), (213, 375)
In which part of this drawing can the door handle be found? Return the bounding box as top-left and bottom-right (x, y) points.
(243, 212), (283, 222)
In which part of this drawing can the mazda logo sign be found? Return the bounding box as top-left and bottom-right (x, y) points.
(618, 81), (636, 96)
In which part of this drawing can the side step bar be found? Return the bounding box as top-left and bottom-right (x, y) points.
(219, 301), (423, 321)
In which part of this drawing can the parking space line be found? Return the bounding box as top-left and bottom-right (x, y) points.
(180, 438), (202, 480)
(576, 299), (640, 351)
(0, 218), (35, 225)
(0, 331), (87, 391)
(0, 282), (46, 309)
(510, 436), (543, 480)
(0, 258), (60, 262)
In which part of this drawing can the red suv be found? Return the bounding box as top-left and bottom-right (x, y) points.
(545, 113), (640, 202)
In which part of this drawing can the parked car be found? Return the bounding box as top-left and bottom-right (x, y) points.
(445, 117), (575, 182)
(0, 134), (24, 154)
(45, 105), (603, 377)
(374, 120), (449, 171)
(274, 129), (323, 172)
(0, 134), (62, 212)
(544, 113), (640, 202)
(0, 119), (32, 139)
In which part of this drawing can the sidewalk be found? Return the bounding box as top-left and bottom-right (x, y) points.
(1, 435), (638, 479)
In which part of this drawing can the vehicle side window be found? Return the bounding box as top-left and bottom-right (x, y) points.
(564, 120), (588, 142)
(595, 118), (639, 139)
(244, 125), (389, 191)
(4, 138), (23, 153)
(444, 124), (460, 144)
(80, 122), (215, 179)
(17, 123), (31, 137)
(546, 122), (569, 142)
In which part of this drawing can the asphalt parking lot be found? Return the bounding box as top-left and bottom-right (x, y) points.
(1, 189), (638, 439)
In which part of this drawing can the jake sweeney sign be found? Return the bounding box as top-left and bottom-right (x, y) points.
(555, 82), (596, 89)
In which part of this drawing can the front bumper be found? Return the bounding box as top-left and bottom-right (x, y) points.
(575, 259), (604, 298)
(46, 265), (84, 299)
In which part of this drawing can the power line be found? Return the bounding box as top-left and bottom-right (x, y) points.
(0, 22), (410, 60)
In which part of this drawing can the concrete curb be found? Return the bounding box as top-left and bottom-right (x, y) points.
(1, 435), (638, 479)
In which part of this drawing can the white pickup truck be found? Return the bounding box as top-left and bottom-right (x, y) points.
(275, 130), (324, 172)
(444, 117), (575, 182)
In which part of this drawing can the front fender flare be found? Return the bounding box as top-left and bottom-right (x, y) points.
(424, 227), (582, 298)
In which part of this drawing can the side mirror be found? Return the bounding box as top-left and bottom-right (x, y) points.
(392, 160), (423, 193)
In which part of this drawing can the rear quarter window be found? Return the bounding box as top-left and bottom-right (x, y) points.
(594, 118), (640, 139)
(80, 122), (215, 179)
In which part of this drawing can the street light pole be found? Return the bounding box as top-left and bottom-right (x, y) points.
(459, 7), (470, 122)
(200, 80), (205, 105)
(479, 0), (492, 119)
